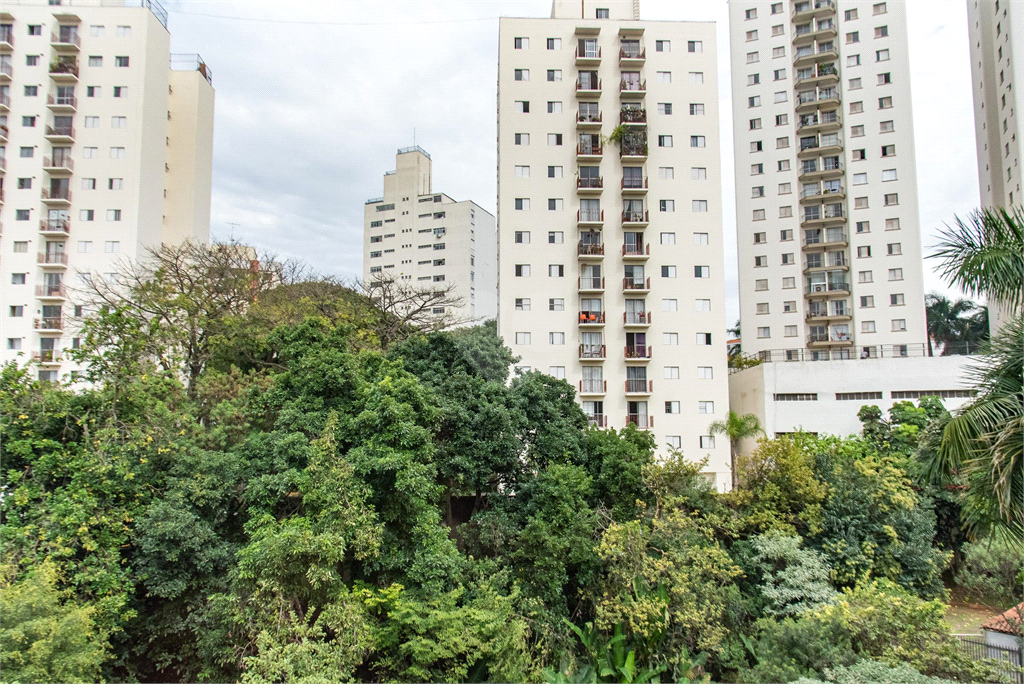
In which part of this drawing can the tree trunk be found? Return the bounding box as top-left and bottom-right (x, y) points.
(730, 439), (738, 491)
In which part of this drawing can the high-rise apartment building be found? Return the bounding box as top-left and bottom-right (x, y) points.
(363, 146), (497, 322)
(728, 0), (928, 362)
(966, 0), (1022, 333)
(498, 0), (731, 485)
(0, 0), (214, 381)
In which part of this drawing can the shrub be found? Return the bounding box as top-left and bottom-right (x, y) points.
(749, 534), (837, 618)
(795, 658), (958, 684)
(955, 538), (1024, 610)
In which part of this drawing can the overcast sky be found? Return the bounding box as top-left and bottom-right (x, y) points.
(164, 0), (979, 325)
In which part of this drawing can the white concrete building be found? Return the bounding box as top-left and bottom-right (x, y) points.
(498, 0), (732, 485)
(728, 0), (928, 363)
(729, 354), (977, 455)
(966, 0), (1022, 334)
(363, 146), (497, 322)
(0, 0), (214, 381)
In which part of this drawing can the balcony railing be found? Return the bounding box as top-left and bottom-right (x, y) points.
(578, 242), (605, 256)
(576, 47), (601, 60)
(804, 230), (846, 246)
(623, 277), (650, 291)
(809, 330), (851, 344)
(51, 32), (81, 48)
(41, 187), (73, 202)
(626, 414), (653, 428)
(580, 379), (606, 393)
(36, 285), (67, 298)
(624, 311), (651, 325)
(623, 243), (649, 257)
(32, 351), (63, 363)
(622, 210), (649, 223)
(38, 252), (69, 265)
(619, 47), (645, 60)
(43, 156), (75, 171)
(0, 30), (14, 47)
(577, 144), (603, 156)
(579, 277), (605, 290)
(577, 177), (603, 189)
(40, 219), (71, 234)
(0, 62), (11, 78)
(620, 79), (646, 92)
(622, 177), (648, 190)
(624, 345), (652, 359)
(578, 209), (604, 222)
(620, 108), (647, 123)
(47, 94), (77, 109)
(45, 125), (75, 139)
(0, 93), (9, 108)
(576, 112), (602, 124)
(620, 145), (648, 157)
(578, 311), (606, 324)
(35, 317), (64, 331)
(49, 61), (79, 77)
(625, 379), (652, 393)
(805, 281), (849, 295)
(588, 414), (607, 427)
(806, 308), (850, 320)
(579, 344), (606, 359)
(576, 78), (602, 92)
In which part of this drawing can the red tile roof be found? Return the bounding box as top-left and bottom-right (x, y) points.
(982, 603), (1024, 636)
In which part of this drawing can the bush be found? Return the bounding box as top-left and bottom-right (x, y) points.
(955, 538), (1024, 609)
(748, 534), (837, 618)
(737, 613), (857, 683)
(795, 658), (957, 684)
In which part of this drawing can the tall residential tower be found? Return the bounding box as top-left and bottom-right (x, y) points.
(728, 0), (928, 362)
(363, 146), (497, 322)
(498, 0), (731, 486)
(0, 0), (214, 380)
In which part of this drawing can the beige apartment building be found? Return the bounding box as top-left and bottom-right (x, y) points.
(966, 0), (1022, 334)
(498, 0), (731, 485)
(363, 146), (497, 322)
(728, 0), (928, 362)
(0, 0), (214, 381)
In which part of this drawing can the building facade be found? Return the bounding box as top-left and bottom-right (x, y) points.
(0, 0), (214, 381)
(966, 0), (1023, 334)
(363, 146), (497, 322)
(729, 354), (977, 456)
(728, 0), (928, 362)
(498, 0), (731, 485)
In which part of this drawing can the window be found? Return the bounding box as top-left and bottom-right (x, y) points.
(658, 103), (674, 115)
(548, 165), (562, 178)
(515, 298), (531, 310)
(873, 2), (887, 14)
(80, 210), (94, 221)
(745, 8), (758, 19)
(891, 319), (907, 332)
(547, 101), (561, 113)
(662, 265), (677, 278)
(661, 232), (676, 245)
(10, 306), (24, 317)
(28, 25), (42, 35)
(111, 116), (126, 128)
(115, 56), (129, 67)
(772, 24), (785, 36)
(755, 256), (767, 267)
(656, 40), (670, 52)
(878, 96), (893, 109)
(116, 25), (132, 37)
(547, 133), (562, 146)
(514, 101), (530, 113)
(688, 167), (703, 180)
(888, 268), (903, 281)
(781, 253), (794, 265)
(698, 401), (715, 414)
(514, 68), (529, 81)
(17, 178), (32, 190)
(890, 293), (905, 306)
(546, 38), (560, 50)
(756, 302), (769, 314)
(83, 147), (97, 159)
(7, 338), (22, 350)
(664, 298), (679, 311)
(850, 101), (864, 114)
(753, 209), (766, 221)
(780, 229), (793, 241)
(514, 231), (530, 244)
(773, 46), (786, 58)
(89, 55), (103, 67)
(693, 233), (709, 245)
(753, 188), (765, 200)
(688, 40), (703, 53)
(750, 118), (762, 130)
(547, 198), (564, 211)
(26, 55), (39, 66)
(782, 277), (796, 289)
(862, 321), (877, 333)
(777, 136), (789, 149)
(846, 31), (860, 44)
(855, 196), (869, 209)
(748, 95), (761, 107)
(110, 147), (126, 159)
(774, 91), (788, 103)
(596, 8), (609, 18)
(514, 165), (530, 178)
(751, 140), (763, 152)
(546, 69), (561, 82)
(657, 71), (672, 83)
(861, 295), (875, 308)
(774, 68), (786, 80)
(747, 51), (759, 64)
(514, 133), (529, 146)
(845, 8), (859, 20)
(853, 172), (868, 185)
(884, 193), (898, 206)
(15, 211), (30, 222)
(847, 77), (863, 90)
(885, 218), (901, 231)
(856, 221), (870, 234)
(514, 264), (531, 277)
(780, 205), (793, 218)
(515, 332), (531, 345)
(104, 240), (120, 253)
(752, 163), (764, 175)
(881, 144), (896, 157)
(548, 264), (564, 277)
(848, 54), (861, 67)
(24, 85), (38, 97)
(107, 209), (122, 221)
(778, 159), (790, 171)
(660, 135), (675, 147)
(663, 333), (679, 345)
(773, 393), (818, 401)
(549, 298), (564, 311)
(108, 177), (124, 190)
(549, 332), (565, 345)
(692, 200), (708, 213)
(859, 270), (873, 283)
(664, 366), (681, 379)
(858, 245), (872, 258)
(514, 198), (530, 210)
(887, 242), (902, 256)
(877, 72), (892, 87)
(694, 265), (710, 278)
(514, 37), (528, 49)
(755, 279), (768, 291)
(11, 273), (26, 285)
(852, 149), (866, 161)
(876, 49), (890, 61)
(548, 231), (563, 243)
(689, 103), (705, 116)
(881, 168), (898, 182)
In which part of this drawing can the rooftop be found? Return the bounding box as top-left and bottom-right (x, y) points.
(982, 604), (1023, 636)
(397, 145), (431, 160)
(1, 0), (169, 30)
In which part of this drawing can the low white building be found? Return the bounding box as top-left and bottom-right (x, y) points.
(728, 353), (978, 455)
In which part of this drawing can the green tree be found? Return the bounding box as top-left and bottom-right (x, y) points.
(748, 534), (837, 618)
(924, 293), (979, 356)
(708, 411), (765, 490)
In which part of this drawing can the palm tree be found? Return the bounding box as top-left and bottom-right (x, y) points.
(924, 293), (978, 356)
(708, 411), (764, 491)
(927, 207), (1024, 545)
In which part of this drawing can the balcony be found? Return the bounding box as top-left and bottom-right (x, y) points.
(622, 210), (649, 226)
(0, 60), (10, 83)
(576, 111), (603, 129)
(41, 188), (73, 206)
(49, 60), (79, 82)
(792, 0), (836, 22)
(804, 281), (850, 298)
(795, 64), (839, 87)
(799, 159), (843, 180)
(0, 91), (10, 112)
(622, 243), (650, 260)
(576, 78), (602, 99)
(0, 156), (5, 174)
(623, 277), (651, 292)
(624, 311), (652, 327)
(42, 156), (74, 175)
(625, 379), (653, 395)
(619, 79), (646, 99)
(808, 330), (852, 347)
(620, 108), (647, 125)
(579, 344), (606, 360)
(0, 123), (7, 142)
(40, 218), (71, 237)
(38, 252), (69, 269)
(801, 205), (845, 226)
(50, 31), (81, 52)
(624, 346), (652, 360)
(621, 177), (648, 195)
(803, 230), (847, 251)
(805, 308), (852, 323)
(32, 351), (63, 364)
(578, 276), (605, 292)
(803, 255), (848, 273)
(36, 285), (67, 300)
(792, 22), (837, 45)
(797, 111), (841, 134)
(575, 46), (601, 66)
(620, 144), (648, 162)
(577, 144), (603, 161)
(577, 176), (604, 195)
(577, 209), (604, 227)
(794, 44), (838, 67)
(0, 29), (13, 52)
(799, 185), (844, 204)
(46, 94), (77, 112)
(579, 379), (607, 395)
(44, 125), (75, 143)
(619, 47), (646, 66)
(35, 317), (64, 332)
(578, 311), (606, 326)
(626, 414), (654, 429)
(577, 242), (605, 259)
(588, 414), (607, 427)
(796, 90), (840, 114)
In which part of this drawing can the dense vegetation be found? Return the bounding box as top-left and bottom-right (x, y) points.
(1, 241), (1021, 684)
